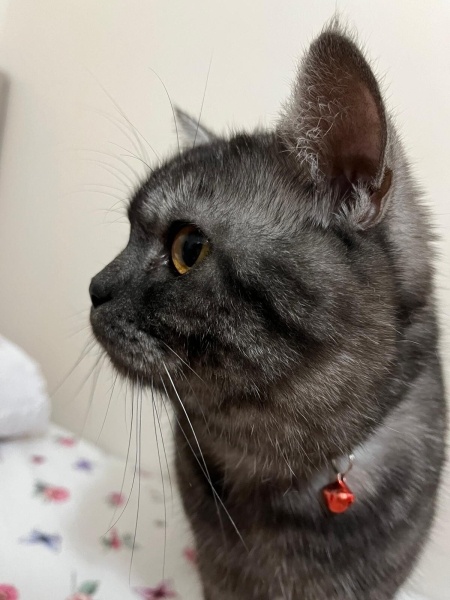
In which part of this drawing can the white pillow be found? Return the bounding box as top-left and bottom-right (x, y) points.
(0, 335), (50, 438)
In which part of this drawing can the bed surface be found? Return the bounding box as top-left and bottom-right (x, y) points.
(0, 423), (201, 599)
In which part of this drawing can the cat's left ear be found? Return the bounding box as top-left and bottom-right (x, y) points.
(175, 107), (217, 148)
(278, 27), (392, 230)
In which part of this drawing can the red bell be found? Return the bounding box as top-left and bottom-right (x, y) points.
(322, 477), (355, 514)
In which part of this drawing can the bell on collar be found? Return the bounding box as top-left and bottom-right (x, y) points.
(322, 454), (355, 514)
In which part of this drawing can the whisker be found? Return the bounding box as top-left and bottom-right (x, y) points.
(50, 337), (97, 397)
(82, 157), (135, 189)
(61, 188), (126, 203)
(193, 53), (213, 148)
(67, 323), (94, 339)
(135, 342), (174, 515)
(159, 378), (230, 559)
(107, 383), (136, 531)
(178, 370), (210, 431)
(129, 384), (143, 584)
(77, 181), (126, 193)
(59, 348), (104, 407)
(91, 107), (150, 165)
(148, 68), (180, 155)
(149, 381), (173, 507)
(158, 413), (174, 508)
(109, 142), (153, 172)
(96, 371), (120, 443)
(124, 378), (130, 432)
(162, 365), (247, 550)
(108, 215), (130, 226)
(67, 307), (91, 319)
(151, 380), (168, 581)
(160, 340), (208, 386)
(88, 74), (161, 163)
(157, 377), (186, 470)
(79, 353), (106, 441)
(99, 196), (129, 218)
(81, 149), (142, 182)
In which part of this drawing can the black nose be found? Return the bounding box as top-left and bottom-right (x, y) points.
(89, 276), (113, 309)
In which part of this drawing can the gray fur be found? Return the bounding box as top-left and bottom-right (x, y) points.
(89, 26), (446, 600)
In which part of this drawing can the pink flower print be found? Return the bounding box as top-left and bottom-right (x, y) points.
(66, 580), (99, 600)
(57, 436), (77, 447)
(44, 486), (70, 502)
(0, 585), (19, 600)
(31, 455), (45, 464)
(183, 546), (197, 565)
(106, 492), (126, 507)
(101, 528), (121, 550)
(134, 582), (177, 599)
(34, 481), (70, 503)
(110, 529), (121, 550)
(101, 529), (137, 550)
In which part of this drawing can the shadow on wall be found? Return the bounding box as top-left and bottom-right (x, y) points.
(0, 71), (9, 166)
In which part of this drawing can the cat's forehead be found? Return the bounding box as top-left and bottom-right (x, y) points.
(129, 133), (305, 240)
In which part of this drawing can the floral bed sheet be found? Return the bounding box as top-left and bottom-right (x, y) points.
(0, 424), (201, 600)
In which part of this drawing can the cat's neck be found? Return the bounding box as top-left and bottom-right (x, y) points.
(173, 370), (434, 510)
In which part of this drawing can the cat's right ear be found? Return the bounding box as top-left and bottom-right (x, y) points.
(278, 26), (392, 230)
(174, 107), (217, 149)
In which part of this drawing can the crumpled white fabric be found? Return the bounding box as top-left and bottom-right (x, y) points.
(0, 335), (50, 438)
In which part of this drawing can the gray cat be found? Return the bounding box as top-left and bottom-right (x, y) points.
(89, 24), (446, 600)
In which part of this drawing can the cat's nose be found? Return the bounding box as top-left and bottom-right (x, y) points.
(89, 275), (113, 309)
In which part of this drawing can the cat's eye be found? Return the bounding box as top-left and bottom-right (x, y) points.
(170, 224), (210, 275)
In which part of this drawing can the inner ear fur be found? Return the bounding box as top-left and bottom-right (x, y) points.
(278, 26), (392, 229)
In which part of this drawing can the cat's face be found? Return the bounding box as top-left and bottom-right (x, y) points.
(90, 29), (399, 416)
(90, 135), (330, 391)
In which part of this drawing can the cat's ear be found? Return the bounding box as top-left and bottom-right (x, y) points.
(278, 27), (392, 230)
(174, 107), (217, 148)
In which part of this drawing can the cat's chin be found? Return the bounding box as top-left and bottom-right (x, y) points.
(97, 339), (154, 381)
(90, 311), (171, 385)
(104, 348), (154, 384)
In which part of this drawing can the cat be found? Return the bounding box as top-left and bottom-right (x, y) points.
(89, 23), (447, 600)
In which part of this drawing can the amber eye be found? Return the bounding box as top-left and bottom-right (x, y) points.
(170, 224), (210, 275)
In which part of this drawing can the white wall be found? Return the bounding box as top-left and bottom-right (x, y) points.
(0, 1), (449, 596)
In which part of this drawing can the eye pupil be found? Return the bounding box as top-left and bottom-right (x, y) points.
(182, 234), (204, 267)
(170, 224), (210, 275)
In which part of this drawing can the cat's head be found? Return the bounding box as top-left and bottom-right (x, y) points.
(89, 27), (428, 428)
